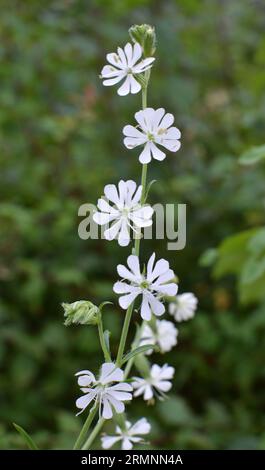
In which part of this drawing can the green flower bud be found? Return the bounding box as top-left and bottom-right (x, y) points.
(129, 24), (156, 57)
(62, 300), (99, 326)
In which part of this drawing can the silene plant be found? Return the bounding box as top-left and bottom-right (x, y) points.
(15, 25), (198, 451)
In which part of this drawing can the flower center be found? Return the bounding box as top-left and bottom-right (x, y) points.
(140, 280), (150, 289)
(147, 132), (155, 141)
(126, 67), (133, 75)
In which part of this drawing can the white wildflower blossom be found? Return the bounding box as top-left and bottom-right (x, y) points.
(139, 319), (178, 354)
(93, 180), (153, 247)
(123, 107), (181, 163)
(169, 292), (198, 322)
(100, 42), (155, 96)
(101, 418), (151, 450)
(132, 364), (174, 401)
(75, 363), (132, 419)
(113, 253), (178, 321)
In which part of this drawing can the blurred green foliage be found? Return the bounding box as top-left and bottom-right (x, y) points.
(1, 0), (265, 450)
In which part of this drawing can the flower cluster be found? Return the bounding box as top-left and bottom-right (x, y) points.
(69, 26), (198, 451)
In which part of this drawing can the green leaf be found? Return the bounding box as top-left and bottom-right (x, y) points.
(199, 248), (218, 267)
(121, 344), (155, 365)
(239, 144), (265, 165)
(158, 396), (195, 426)
(13, 423), (39, 450)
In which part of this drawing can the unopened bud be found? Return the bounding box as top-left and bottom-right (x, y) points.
(62, 300), (99, 326)
(129, 24), (156, 57)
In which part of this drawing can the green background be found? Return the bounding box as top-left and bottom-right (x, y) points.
(1, 0), (265, 449)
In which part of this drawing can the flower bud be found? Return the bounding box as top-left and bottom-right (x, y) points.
(129, 24), (156, 57)
(62, 300), (99, 326)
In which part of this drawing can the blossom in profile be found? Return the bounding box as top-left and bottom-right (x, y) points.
(113, 253), (178, 321)
(100, 42), (155, 96)
(132, 363), (174, 401)
(101, 418), (151, 450)
(169, 292), (198, 322)
(139, 319), (178, 354)
(123, 107), (181, 163)
(75, 363), (132, 419)
(93, 180), (153, 247)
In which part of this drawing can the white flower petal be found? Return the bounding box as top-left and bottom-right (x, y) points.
(139, 142), (152, 164)
(159, 112), (174, 129)
(148, 294), (165, 316)
(118, 219), (130, 246)
(101, 435), (121, 449)
(119, 290), (140, 310)
(130, 418), (151, 435)
(124, 42), (133, 66)
(102, 75), (124, 87)
(150, 142), (166, 161)
(140, 295), (152, 321)
(127, 254), (141, 277)
(106, 52), (124, 69)
(104, 219), (122, 241)
(104, 184), (120, 206)
(117, 75), (131, 96)
(113, 281), (134, 294)
(122, 438), (133, 450)
(93, 211), (117, 225)
(100, 363), (124, 384)
(131, 42), (142, 66)
(130, 75), (141, 94)
(102, 396), (113, 419)
(107, 395), (125, 414)
(76, 390), (97, 414)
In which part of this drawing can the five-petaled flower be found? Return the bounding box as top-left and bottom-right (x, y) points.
(100, 42), (155, 96)
(113, 253), (178, 321)
(139, 319), (178, 354)
(101, 418), (151, 450)
(132, 364), (174, 401)
(75, 363), (132, 419)
(123, 107), (181, 163)
(169, 292), (198, 322)
(93, 180), (153, 247)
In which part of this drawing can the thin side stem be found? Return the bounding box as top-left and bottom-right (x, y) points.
(81, 418), (105, 450)
(97, 314), (111, 362)
(73, 403), (98, 450)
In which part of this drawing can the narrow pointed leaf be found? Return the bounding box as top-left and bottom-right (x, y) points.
(13, 423), (39, 450)
(121, 344), (155, 365)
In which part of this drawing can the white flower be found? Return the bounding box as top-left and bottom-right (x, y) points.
(132, 364), (174, 401)
(100, 42), (155, 96)
(169, 292), (198, 322)
(113, 253), (178, 321)
(93, 180), (153, 247)
(139, 319), (178, 354)
(75, 362), (133, 419)
(123, 107), (181, 164)
(101, 418), (151, 450)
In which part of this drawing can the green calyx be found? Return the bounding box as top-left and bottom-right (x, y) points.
(129, 24), (156, 57)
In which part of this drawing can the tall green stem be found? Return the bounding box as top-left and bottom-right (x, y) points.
(116, 75), (149, 366)
(73, 403), (98, 450)
(77, 69), (151, 450)
(81, 418), (105, 450)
